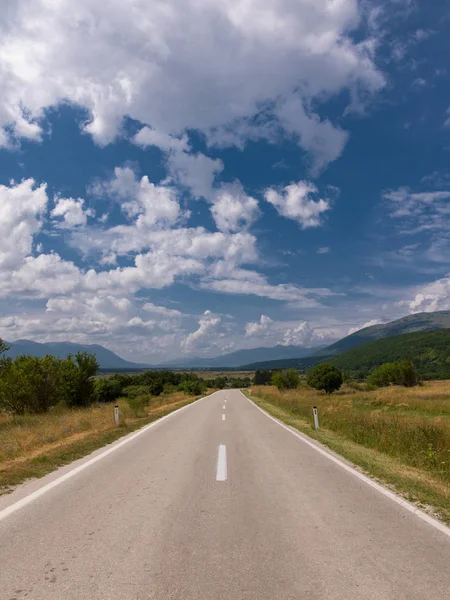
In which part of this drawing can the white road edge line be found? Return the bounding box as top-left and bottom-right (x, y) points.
(216, 444), (227, 481)
(222, 414), (226, 421)
(0, 392), (218, 524)
(241, 392), (450, 538)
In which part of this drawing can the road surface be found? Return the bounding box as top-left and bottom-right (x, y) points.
(0, 389), (449, 599)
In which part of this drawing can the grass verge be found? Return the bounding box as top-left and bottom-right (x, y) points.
(244, 385), (450, 525)
(0, 392), (202, 495)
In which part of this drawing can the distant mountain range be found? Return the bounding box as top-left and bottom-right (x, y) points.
(313, 310), (450, 357)
(240, 311), (450, 370)
(158, 345), (324, 369)
(3, 311), (450, 371)
(329, 329), (450, 380)
(2, 340), (148, 370)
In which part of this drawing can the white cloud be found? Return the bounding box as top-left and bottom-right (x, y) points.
(264, 182), (331, 228)
(347, 319), (383, 335)
(51, 198), (94, 228)
(210, 183), (259, 232)
(94, 166), (185, 228)
(182, 310), (221, 351)
(0, 0), (384, 167)
(403, 277), (450, 313)
(133, 127), (189, 152)
(317, 247), (330, 254)
(245, 315), (274, 336)
(244, 316), (335, 347)
(142, 302), (182, 318)
(383, 187), (450, 233)
(167, 151), (224, 199)
(0, 178), (48, 269)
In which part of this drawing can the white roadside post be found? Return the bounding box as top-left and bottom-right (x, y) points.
(114, 405), (120, 426)
(313, 406), (319, 430)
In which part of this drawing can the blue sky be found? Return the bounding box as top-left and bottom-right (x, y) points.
(0, 0), (450, 362)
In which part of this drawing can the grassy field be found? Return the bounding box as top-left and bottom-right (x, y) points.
(247, 380), (450, 523)
(0, 391), (200, 494)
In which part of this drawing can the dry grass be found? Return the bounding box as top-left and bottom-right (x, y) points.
(0, 391), (197, 492)
(248, 381), (450, 523)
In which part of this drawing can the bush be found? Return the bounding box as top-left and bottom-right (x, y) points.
(271, 369), (300, 391)
(178, 379), (207, 395)
(60, 352), (99, 407)
(123, 385), (152, 398)
(307, 364), (343, 394)
(254, 370), (273, 385)
(126, 395), (149, 418)
(0, 351), (98, 414)
(367, 360), (419, 388)
(94, 375), (123, 403)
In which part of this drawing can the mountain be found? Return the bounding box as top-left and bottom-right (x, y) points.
(240, 355), (329, 371)
(237, 311), (450, 371)
(3, 340), (149, 370)
(313, 311), (450, 357)
(330, 329), (450, 380)
(159, 345), (324, 369)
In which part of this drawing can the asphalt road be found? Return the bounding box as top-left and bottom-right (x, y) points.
(0, 389), (449, 600)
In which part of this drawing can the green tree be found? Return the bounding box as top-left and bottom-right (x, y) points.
(61, 352), (99, 407)
(271, 369), (299, 391)
(307, 364), (343, 394)
(367, 360), (419, 388)
(254, 370), (273, 385)
(94, 375), (124, 403)
(0, 355), (64, 414)
(0, 338), (10, 356)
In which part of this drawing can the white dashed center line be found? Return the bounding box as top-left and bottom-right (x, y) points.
(222, 414), (226, 421)
(216, 445), (227, 481)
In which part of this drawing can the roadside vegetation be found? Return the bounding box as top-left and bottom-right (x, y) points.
(248, 378), (450, 523)
(0, 338), (251, 493)
(330, 329), (450, 380)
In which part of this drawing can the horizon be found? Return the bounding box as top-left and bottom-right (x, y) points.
(1, 2), (450, 362)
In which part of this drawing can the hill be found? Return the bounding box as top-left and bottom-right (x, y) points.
(240, 355), (329, 371)
(160, 344), (324, 369)
(330, 329), (450, 380)
(314, 310), (450, 357)
(3, 340), (149, 370)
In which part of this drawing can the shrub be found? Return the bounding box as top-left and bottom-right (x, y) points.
(126, 395), (149, 418)
(271, 369), (300, 391)
(0, 351), (98, 414)
(254, 370), (273, 385)
(94, 375), (123, 403)
(123, 385), (152, 398)
(307, 364), (343, 394)
(367, 360), (419, 388)
(178, 379), (207, 395)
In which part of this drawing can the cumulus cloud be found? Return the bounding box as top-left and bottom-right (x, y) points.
(264, 182), (330, 228)
(0, 0), (384, 168)
(182, 310), (222, 351)
(210, 184), (260, 232)
(245, 315), (274, 336)
(347, 319), (384, 335)
(51, 198), (94, 228)
(93, 166), (185, 228)
(133, 127), (189, 152)
(244, 316), (335, 347)
(403, 277), (450, 313)
(167, 151), (224, 199)
(0, 178), (48, 269)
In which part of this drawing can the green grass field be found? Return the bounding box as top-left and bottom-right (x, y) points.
(247, 380), (450, 523)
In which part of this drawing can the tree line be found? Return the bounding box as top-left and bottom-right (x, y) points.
(0, 339), (252, 415)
